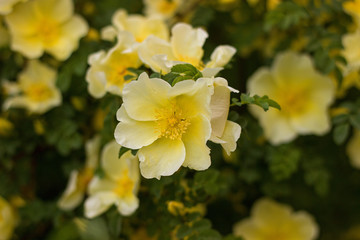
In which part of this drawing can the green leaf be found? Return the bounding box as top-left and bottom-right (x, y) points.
(333, 123), (350, 145)
(169, 64), (203, 86)
(176, 224), (192, 239)
(233, 94), (281, 112)
(350, 112), (360, 130)
(118, 147), (130, 159)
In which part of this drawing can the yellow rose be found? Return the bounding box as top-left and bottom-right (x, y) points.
(114, 72), (213, 179)
(84, 141), (140, 218)
(233, 198), (319, 240)
(5, 0), (88, 60)
(138, 23), (236, 77)
(58, 135), (101, 211)
(101, 9), (168, 43)
(0, 196), (17, 240)
(86, 31), (141, 98)
(143, 0), (183, 19)
(247, 51), (335, 145)
(3, 60), (62, 114)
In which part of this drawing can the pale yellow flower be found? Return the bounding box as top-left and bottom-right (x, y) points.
(84, 141), (140, 218)
(208, 77), (241, 155)
(0, 0), (27, 15)
(346, 130), (360, 169)
(248, 51), (335, 145)
(339, 30), (360, 95)
(86, 31), (141, 98)
(58, 135), (101, 211)
(114, 72), (213, 179)
(101, 9), (168, 43)
(0, 196), (17, 240)
(143, 0), (183, 19)
(138, 22), (236, 77)
(3, 60), (62, 114)
(233, 198), (319, 240)
(5, 0), (88, 60)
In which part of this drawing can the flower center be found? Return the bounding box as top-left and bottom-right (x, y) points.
(107, 66), (136, 90)
(37, 20), (59, 45)
(157, 0), (178, 15)
(156, 104), (191, 140)
(276, 88), (307, 116)
(24, 83), (53, 102)
(113, 170), (135, 198)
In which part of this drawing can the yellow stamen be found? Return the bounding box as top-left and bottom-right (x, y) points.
(25, 83), (53, 102)
(155, 103), (191, 140)
(113, 170), (135, 198)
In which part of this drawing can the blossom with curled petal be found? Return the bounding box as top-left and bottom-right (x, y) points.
(0, 196), (17, 240)
(143, 0), (183, 19)
(114, 72), (213, 179)
(86, 31), (141, 98)
(58, 135), (101, 211)
(84, 141), (140, 218)
(5, 0), (88, 60)
(101, 9), (168, 43)
(233, 198), (319, 240)
(0, 0), (27, 15)
(3, 60), (62, 114)
(138, 22), (236, 77)
(208, 77), (241, 155)
(247, 51), (335, 145)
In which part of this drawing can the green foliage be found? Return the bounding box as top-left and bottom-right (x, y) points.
(264, 2), (309, 31)
(232, 94), (281, 112)
(164, 64), (203, 86)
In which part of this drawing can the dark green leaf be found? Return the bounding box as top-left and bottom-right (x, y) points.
(333, 123), (350, 145)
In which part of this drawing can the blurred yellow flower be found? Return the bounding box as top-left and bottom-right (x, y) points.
(143, 0), (183, 19)
(248, 51), (335, 145)
(343, 0), (360, 26)
(84, 141), (140, 218)
(268, 0), (281, 10)
(138, 22), (236, 77)
(86, 31), (141, 98)
(346, 130), (360, 169)
(208, 77), (241, 155)
(0, 196), (17, 240)
(101, 9), (168, 43)
(339, 30), (360, 95)
(5, 0), (88, 60)
(115, 72), (213, 179)
(233, 198), (319, 240)
(0, 0), (27, 15)
(58, 135), (101, 211)
(3, 60), (62, 114)
(0, 117), (13, 136)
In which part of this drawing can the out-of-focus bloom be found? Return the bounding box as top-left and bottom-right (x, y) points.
(84, 141), (140, 218)
(343, 0), (360, 26)
(339, 30), (360, 95)
(0, 0), (27, 15)
(58, 135), (101, 211)
(138, 23), (236, 77)
(233, 198), (319, 240)
(0, 117), (13, 136)
(0, 196), (17, 240)
(86, 31), (141, 98)
(267, 0), (281, 10)
(0, 18), (9, 47)
(248, 51), (335, 145)
(346, 130), (360, 169)
(5, 0), (88, 60)
(114, 72), (213, 179)
(208, 77), (241, 155)
(143, 0), (183, 19)
(101, 9), (168, 42)
(3, 60), (62, 114)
